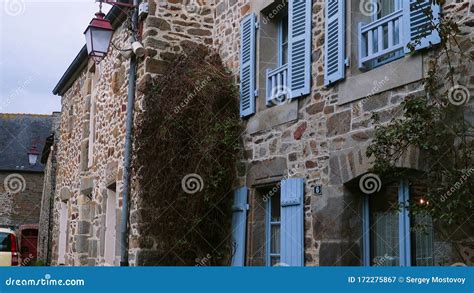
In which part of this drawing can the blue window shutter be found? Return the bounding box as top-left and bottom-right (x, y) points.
(324, 0), (345, 86)
(288, 0), (312, 99)
(403, 0), (441, 53)
(240, 13), (257, 117)
(231, 187), (248, 266)
(280, 178), (304, 266)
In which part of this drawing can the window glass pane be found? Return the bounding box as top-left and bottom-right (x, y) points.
(282, 16), (288, 44)
(370, 183), (400, 266)
(409, 182), (434, 266)
(271, 224), (281, 254)
(377, 0), (402, 19)
(412, 213), (434, 266)
(280, 16), (289, 65)
(271, 192), (281, 222)
(266, 185), (281, 267)
(0, 233), (12, 252)
(282, 44), (288, 65)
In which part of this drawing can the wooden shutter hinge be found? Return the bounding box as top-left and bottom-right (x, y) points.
(255, 21), (260, 30)
(344, 57), (350, 67)
(254, 89), (259, 97)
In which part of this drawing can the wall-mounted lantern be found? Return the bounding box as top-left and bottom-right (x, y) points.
(84, 11), (114, 63)
(27, 145), (40, 166)
(84, 0), (140, 63)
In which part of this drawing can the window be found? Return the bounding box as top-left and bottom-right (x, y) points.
(266, 189), (281, 266)
(325, 0), (441, 88)
(278, 15), (289, 66)
(266, 11), (289, 106)
(0, 233), (13, 252)
(58, 201), (68, 265)
(363, 180), (434, 266)
(359, 0), (404, 69)
(240, 1), (311, 116)
(104, 187), (117, 265)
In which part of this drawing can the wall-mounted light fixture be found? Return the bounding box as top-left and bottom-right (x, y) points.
(27, 145), (40, 166)
(84, 0), (140, 63)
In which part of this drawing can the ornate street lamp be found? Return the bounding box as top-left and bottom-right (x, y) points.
(84, 0), (140, 63)
(27, 145), (40, 166)
(84, 5), (114, 63)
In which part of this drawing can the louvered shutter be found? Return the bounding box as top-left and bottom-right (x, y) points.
(403, 0), (441, 53)
(324, 0), (345, 86)
(240, 13), (257, 117)
(288, 0), (312, 98)
(231, 187), (248, 266)
(280, 178), (304, 266)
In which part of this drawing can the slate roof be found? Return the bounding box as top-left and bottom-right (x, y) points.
(0, 114), (53, 172)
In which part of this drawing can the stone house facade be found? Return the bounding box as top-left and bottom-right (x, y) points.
(37, 112), (61, 265)
(49, 1), (217, 266)
(48, 0), (473, 267)
(0, 113), (53, 249)
(222, 0), (474, 267)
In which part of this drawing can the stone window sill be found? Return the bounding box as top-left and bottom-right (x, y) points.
(338, 54), (424, 105)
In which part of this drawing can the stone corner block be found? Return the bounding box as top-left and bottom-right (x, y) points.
(105, 160), (119, 188)
(80, 177), (94, 196)
(59, 187), (72, 201)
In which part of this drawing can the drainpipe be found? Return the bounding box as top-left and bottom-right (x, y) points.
(120, 0), (139, 267)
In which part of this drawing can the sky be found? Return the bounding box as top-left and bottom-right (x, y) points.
(0, 0), (110, 114)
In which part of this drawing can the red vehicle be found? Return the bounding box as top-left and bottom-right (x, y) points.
(19, 224), (39, 265)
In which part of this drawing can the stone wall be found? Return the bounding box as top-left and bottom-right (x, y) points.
(212, 0), (473, 266)
(50, 19), (137, 266)
(0, 172), (44, 228)
(129, 0), (218, 265)
(50, 0), (473, 267)
(37, 113), (61, 264)
(51, 0), (218, 266)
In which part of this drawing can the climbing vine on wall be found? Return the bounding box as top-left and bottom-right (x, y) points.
(134, 45), (242, 265)
(367, 1), (473, 244)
